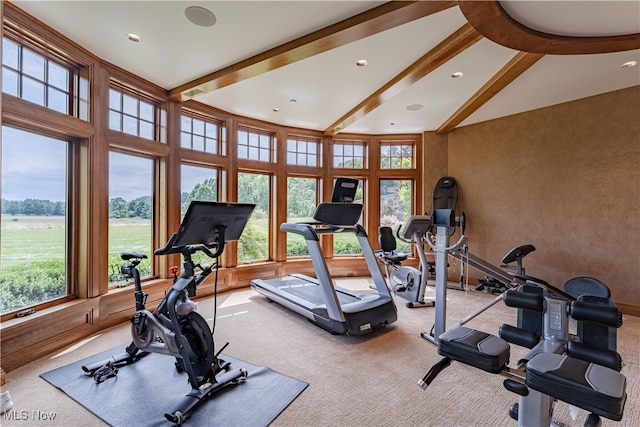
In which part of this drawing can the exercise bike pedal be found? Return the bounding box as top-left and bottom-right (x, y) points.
(92, 362), (118, 383)
(217, 360), (232, 371)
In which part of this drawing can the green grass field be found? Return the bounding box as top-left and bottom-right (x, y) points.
(2, 215), (68, 267)
(0, 214), (370, 312)
(1, 215), (365, 268)
(1, 215), (152, 268)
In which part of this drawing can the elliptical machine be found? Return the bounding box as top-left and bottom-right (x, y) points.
(82, 201), (255, 424)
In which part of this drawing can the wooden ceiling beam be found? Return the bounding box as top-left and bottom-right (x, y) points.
(436, 51), (544, 135)
(169, 1), (456, 101)
(324, 23), (483, 136)
(458, 0), (640, 55)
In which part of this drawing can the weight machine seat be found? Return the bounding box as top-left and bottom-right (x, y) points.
(377, 226), (407, 265)
(526, 352), (626, 421)
(437, 326), (510, 374)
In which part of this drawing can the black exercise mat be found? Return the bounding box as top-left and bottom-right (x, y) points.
(40, 345), (308, 426)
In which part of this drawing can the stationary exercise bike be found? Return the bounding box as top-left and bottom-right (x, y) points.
(82, 201), (255, 424)
(376, 216), (436, 308)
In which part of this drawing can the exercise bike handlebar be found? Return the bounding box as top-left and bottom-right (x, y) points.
(425, 229), (467, 253)
(154, 226), (227, 259)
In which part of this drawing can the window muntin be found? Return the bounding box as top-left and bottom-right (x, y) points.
(1, 126), (69, 313)
(380, 179), (413, 253)
(286, 137), (320, 167)
(181, 114), (224, 155)
(286, 177), (318, 257)
(237, 128), (273, 162)
(380, 143), (414, 169)
(333, 141), (366, 169)
(109, 88), (158, 141)
(2, 38), (71, 115)
(237, 172), (270, 262)
(108, 152), (153, 284)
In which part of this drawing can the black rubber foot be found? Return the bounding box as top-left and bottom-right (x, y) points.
(508, 403), (518, 421)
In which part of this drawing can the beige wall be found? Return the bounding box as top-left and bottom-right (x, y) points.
(423, 86), (640, 312)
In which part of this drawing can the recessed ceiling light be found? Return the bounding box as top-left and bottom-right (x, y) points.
(289, 99), (297, 104)
(406, 104), (423, 111)
(127, 33), (141, 43)
(621, 60), (638, 68)
(356, 59), (368, 67)
(272, 107), (280, 112)
(451, 71), (464, 78)
(390, 122), (396, 126)
(185, 6), (217, 27)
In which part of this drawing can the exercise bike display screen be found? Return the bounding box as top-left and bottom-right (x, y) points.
(173, 201), (255, 248)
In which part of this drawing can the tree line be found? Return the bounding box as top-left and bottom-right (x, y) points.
(2, 199), (65, 216)
(3, 178), (404, 220)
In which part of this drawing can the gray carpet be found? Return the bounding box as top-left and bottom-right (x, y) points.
(40, 345), (308, 426)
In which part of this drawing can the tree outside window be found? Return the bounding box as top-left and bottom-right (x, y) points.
(380, 179), (413, 253)
(286, 177), (318, 257)
(237, 172), (270, 262)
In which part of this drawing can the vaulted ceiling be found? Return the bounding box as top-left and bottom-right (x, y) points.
(11, 1), (640, 135)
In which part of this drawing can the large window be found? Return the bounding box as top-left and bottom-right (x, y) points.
(1, 126), (69, 313)
(237, 172), (270, 262)
(237, 128), (274, 162)
(380, 179), (413, 253)
(334, 178), (364, 255)
(108, 152), (153, 283)
(286, 177), (318, 257)
(181, 113), (225, 155)
(109, 88), (157, 141)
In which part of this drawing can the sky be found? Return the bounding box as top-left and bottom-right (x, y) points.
(2, 126), (67, 202)
(2, 126), (152, 202)
(2, 126), (216, 203)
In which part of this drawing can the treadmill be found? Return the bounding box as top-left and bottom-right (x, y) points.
(250, 178), (398, 335)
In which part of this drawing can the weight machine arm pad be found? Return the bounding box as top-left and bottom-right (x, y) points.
(570, 300), (622, 328)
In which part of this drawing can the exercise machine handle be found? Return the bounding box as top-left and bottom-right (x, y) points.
(499, 324), (540, 349)
(569, 300), (622, 327)
(567, 341), (622, 371)
(418, 357), (451, 390)
(503, 290), (544, 311)
(154, 233), (179, 256)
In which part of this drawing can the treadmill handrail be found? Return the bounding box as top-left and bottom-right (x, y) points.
(280, 222), (365, 239)
(281, 222), (319, 240)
